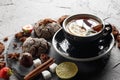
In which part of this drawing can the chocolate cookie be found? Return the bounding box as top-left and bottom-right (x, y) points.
(0, 42), (5, 54)
(22, 37), (50, 58)
(34, 18), (61, 39)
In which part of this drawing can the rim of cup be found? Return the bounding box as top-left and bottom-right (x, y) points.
(62, 14), (105, 37)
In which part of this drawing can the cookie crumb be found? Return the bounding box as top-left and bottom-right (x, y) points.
(3, 37), (8, 42)
(13, 42), (17, 48)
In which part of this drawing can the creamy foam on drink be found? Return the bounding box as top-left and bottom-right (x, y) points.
(66, 19), (101, 36)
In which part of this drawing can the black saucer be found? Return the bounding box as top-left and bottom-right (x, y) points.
(52, 28), (115, 61)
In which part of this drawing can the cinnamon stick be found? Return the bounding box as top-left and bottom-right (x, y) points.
(92, 24), (103, 32)
(24, 58), (54, 80)
(83, 19), (92, 27)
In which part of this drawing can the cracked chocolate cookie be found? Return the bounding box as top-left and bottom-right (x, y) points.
(34, 18), (61, 39)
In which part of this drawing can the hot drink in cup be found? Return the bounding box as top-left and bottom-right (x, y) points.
(63, 14), (112, 47)
(66, 18), (102, 37)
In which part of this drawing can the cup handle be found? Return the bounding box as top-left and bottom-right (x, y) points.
(102, 23), (112, 37)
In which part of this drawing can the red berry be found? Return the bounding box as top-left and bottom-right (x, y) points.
(0, 67), (12, 79)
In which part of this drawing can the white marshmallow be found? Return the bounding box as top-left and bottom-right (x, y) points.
(49, 63), (58, 73)
(33, 58), (42, 67)
(42, 70), (51, 80)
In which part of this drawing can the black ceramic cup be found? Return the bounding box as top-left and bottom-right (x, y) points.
(62, 14), (112, 47)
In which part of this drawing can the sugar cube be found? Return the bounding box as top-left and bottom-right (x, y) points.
(49, 63), (58, 73)
(42, 70), (51, 80)
(33, 58), (41, 67)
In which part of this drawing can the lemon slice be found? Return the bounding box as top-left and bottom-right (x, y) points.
(56, 62), (78, 79)
(68, 24), (86, 36)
